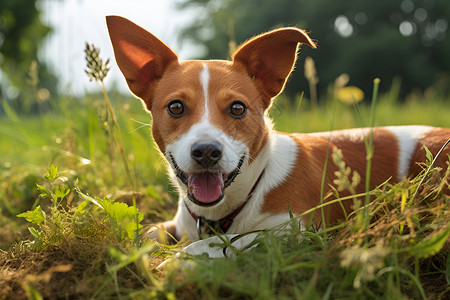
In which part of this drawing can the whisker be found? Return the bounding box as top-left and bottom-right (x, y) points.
(128, 118), (151, 133)
(130, 118), (151, 126)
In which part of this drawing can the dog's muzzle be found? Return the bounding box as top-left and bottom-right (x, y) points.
(169, 145), (244, 207)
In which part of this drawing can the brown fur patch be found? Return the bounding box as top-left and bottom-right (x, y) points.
(261, 128), (400, 225)
(206, 61), (269, 160)
(150, 61), (206, 153)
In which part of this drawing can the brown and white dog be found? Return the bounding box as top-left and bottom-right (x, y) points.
(106, 16), (449, 254)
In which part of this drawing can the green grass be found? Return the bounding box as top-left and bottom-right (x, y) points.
(0, 79), (450, 299)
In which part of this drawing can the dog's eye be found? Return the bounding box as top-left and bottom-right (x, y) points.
(167, 100), (185, 117)
(228, 101), (247, 118)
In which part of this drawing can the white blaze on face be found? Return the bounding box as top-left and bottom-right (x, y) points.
(165, 63), (250, 205)
(200, 63), (210, 122)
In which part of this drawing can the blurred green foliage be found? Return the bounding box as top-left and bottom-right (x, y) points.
(177, 0), (450, 99)
(0, 0), (58, 112)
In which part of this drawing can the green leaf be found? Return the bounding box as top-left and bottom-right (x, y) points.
(54, 186), (70, 200)
(17, 206), (46, 224)
(28, 227), (43, 240)
(76, 201), (88, 215)
(408, 226), (450, 258)
(36, 184), (51, 199)
(102, 200), (143, 240)
(76, 188), (143, 241)
(44, 164), (58, 181)
(76, 188), (103, 208)
(288, 205), (294, 219)
(423, 145), (433, 164)
(24, 282), (44, 300)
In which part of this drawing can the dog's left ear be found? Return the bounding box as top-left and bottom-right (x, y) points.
(233, 27), (316, 102)
(106, 16), (178, 110)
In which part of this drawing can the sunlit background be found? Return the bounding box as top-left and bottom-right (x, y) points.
(32, 0), (195, 95)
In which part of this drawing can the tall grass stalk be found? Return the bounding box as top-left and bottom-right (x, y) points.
(304, 57), (319, 110)
(318, 100), (338, 230)
(290, 92), (304, 133)
(85, 43), (139, 246)
(100, 85), (135, 191)
(351, 78), (380, 233)
(363, 78), (380, 228)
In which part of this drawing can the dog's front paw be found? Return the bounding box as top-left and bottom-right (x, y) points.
(182, 233), (259, 258)
(156, 233), (259, 270)
(142, 220), (178, 244)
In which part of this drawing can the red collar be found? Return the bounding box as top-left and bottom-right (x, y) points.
(186, 169), (265, 238)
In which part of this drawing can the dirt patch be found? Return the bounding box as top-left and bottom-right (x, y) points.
(0, 235), (142, 299)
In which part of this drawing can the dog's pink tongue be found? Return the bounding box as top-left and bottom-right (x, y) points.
(188, 173), (224, 203)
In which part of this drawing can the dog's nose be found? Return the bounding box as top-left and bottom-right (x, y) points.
(191, 141), (223, 168)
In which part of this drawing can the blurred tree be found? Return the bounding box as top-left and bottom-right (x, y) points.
(177, 0), (450, 100)
(0, 0), (57, 112)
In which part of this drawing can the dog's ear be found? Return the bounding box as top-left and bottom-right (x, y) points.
(233, 27), (316, 102)
(106, 16), (178, 110)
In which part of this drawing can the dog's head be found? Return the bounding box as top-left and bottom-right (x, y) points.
(106, 16), (315, 207)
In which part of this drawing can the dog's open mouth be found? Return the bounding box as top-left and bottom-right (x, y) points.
(169, 154), (244, 207)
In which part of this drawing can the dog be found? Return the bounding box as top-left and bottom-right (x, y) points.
(106, 16), (450, 253)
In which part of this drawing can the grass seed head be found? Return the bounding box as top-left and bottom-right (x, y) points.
(84, 42), (110, 83)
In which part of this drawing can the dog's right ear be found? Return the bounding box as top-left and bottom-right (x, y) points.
(233, 27), (316, 104)
(106, 16), (178, 110)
